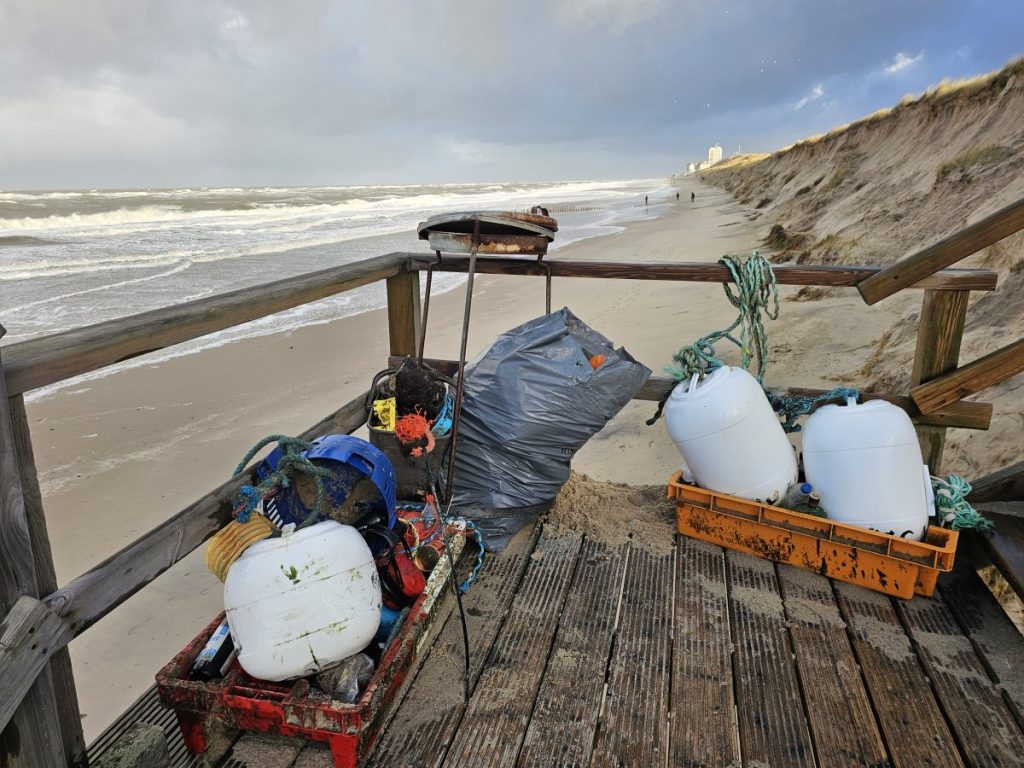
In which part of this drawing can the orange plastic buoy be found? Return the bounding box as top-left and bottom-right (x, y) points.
(589, 354), (606, 369)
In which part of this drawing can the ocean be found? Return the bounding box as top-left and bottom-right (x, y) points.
(1, 179), (673, 396)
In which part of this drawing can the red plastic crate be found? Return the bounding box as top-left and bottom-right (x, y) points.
(156, 529), (463, 768)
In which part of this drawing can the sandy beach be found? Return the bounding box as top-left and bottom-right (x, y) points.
(24, 179), (915, 739)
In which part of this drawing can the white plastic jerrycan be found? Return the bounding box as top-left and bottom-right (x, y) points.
(803, 397), (933, 540)
(665, 365), (797, 503)
(224, 520), (381, 681)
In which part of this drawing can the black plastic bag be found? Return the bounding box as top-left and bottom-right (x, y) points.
(443, 308), (651, 551)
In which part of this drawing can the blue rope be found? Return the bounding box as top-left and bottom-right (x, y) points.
(432, 392), (455, 437)
(457, 518), (486, 593)
(232, 434), (331, 529)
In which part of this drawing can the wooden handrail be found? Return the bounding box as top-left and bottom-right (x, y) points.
(857, 196), (1024, 305)
(2, 252), (406, 396)
(404, 253), (999, 291)
(910, 338), (1024, 414)
(391, 358), (992, 431)
(42, 392), (368, 639)
(0, 390), (370, 731)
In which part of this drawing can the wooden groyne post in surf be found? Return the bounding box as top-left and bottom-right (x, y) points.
(2, 199), (1024, 766)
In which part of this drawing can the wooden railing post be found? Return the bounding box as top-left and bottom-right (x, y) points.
(386, 269), (422, 358)
(0, 324), (70, 767)
(8, 394), (86, 766)
(909, 289), (970, 472)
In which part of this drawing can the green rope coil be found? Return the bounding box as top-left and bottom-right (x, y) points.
(666, 251), (779, 383)
(931, 474), (993, 531)
(233, 434), (332, 531)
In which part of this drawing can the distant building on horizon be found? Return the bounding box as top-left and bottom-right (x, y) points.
(708, 144), (723, 164)
(687, 161), (698, 174)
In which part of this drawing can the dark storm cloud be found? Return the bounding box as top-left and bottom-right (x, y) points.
(1, 0), (1022, 187)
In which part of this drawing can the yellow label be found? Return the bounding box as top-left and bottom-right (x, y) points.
(372, 397), (397, 431)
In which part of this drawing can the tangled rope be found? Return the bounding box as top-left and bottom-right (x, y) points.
(765, 387), (861, 433)
(649, 251), (859, 430)
(233, 434), (332, 530)
(666, 252), (779, 383)
(931, 474), (993, 531)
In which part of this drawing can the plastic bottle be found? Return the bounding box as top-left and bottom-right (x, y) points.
(316, 653), (375, 704)
(190, 620), (237, 682)
(781, 482), (814, 510)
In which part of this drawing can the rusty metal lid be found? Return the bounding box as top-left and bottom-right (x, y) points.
(417, 210), (558, 239)
(417, 210), (558, 256)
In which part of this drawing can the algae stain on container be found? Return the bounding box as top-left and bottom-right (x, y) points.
(224, 520), (381, 681)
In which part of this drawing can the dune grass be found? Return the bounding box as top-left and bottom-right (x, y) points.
(936, 145), (1016, 181)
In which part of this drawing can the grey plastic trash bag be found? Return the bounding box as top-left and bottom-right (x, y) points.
(443, 308), (651, 551)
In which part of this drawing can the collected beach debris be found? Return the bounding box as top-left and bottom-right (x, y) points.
(368, 358), (453, 496)
(444, 308), (651, 551)
(658, 252), (990, 583)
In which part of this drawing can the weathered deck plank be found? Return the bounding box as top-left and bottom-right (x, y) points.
(896, 589), (1024, 765)
(366, 523), (539, 768)
(442, 534), (584, 768)
(777, 564), (890, 767)
(939, 563), (1024, 723)
(590, 546), (674, 768)
(517, 540), (627, 768)
(726, 551), (815, 768)
(88, 526), (1024, 768)
(670, 537), (740, 768)
(833, 582), (963, 768)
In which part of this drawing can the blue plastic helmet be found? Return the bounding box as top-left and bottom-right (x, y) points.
(256, 434), (397, 530)
(305, 434), (397, 526)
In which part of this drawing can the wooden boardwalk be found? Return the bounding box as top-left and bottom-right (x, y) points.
(93, 522), (1024, 768)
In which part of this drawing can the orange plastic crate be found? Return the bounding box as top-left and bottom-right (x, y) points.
(667, 472), (958, 599)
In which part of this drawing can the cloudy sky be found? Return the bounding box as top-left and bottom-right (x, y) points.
(2, 0), (1022, 189)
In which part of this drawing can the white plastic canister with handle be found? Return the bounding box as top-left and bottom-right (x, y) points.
(802, 397), (932, 541)
(664, 365), (797, 503)
(224, 520), (381, 681)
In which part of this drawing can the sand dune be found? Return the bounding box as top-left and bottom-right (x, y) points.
(704, 56), (1024, 477)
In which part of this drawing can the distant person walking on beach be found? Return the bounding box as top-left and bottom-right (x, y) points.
(676, 191), (680, 201)
(645, 195), (648, 206)
(691, 191), (695, 203)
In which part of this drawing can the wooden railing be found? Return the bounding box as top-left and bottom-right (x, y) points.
(1, 200), (1021, 766)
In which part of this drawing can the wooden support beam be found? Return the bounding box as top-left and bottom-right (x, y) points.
(9, 394), (86, 767)
(404, 252), (998, 291)
(909, 290), (970, 472)
(40, 392), (368, 640)
(857, 196), (1024, 305)
(0, 324), (68, 767)
(0, 597), (75, 734)
(393, 357), (992, 431)
(2, 252), (406, 397)
(968, 460), (1024, 504)
(911, 338), (1024, 414)
(385, 270), (422, 358)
